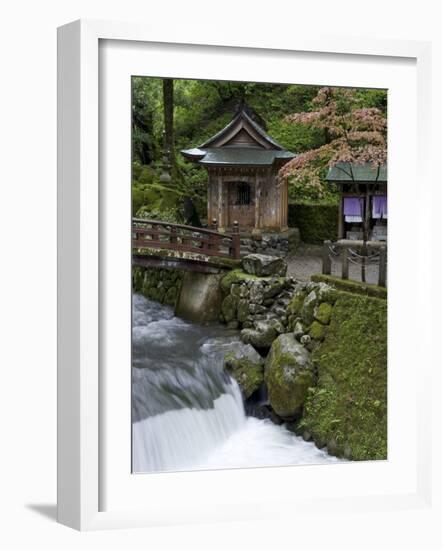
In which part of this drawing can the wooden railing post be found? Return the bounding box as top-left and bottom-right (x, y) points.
(170, 225), (177, 244)
(206, 218), (217, 253)
(342, 247), (349, 280)
(378, 246), (387, 287)
(151, 222), (158, 244)
(231, 220), (240, 260)
(322, 240), (332, 275)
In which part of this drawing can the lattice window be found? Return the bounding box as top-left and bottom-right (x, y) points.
(236, 182), (251, 205)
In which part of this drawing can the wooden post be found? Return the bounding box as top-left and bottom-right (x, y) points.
(231, 220), (240, 259)
(255, 175), (260, 229)
(218, 176), (223, 229)
(151, 222), (159, 244)
(170, 225), (177, 244)
(207, 218), (218, 253)
(322, 240), (332, 275)
(338, 196), (344, 239)
(342, 247), (349, 280)
(378, 246), (387, 287)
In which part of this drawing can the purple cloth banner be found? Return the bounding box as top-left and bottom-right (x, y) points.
(372, 195), (388, 218)
(343, 197), (364, 216)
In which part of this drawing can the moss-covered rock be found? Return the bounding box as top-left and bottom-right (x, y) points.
(314, 302), (333, 325)
(301, 290), (318, 326)
(286, 289), (307, 317)
(309, 320), (327, 341)
(237, 299), (250, 323)
(240, 319), (283, 350)
(264, 333), (315, 418)
(263, 279), (286, 300)
(316, 283), (338, 305)
(220, 269), (270, 295)
(221, 294), (237, 322)
(293, 320), (305, 340)
(311, 274), (387, 300)
(299, 292), (387, 461)
(224, 344), (264, 398)
(242, 254), (287, 277)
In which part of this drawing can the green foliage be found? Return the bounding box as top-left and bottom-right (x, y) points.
(288, 203), (339, 244)
(299, 292), (387, 460)
(131, 76), (387, 221)
(311, 274), (387, 299)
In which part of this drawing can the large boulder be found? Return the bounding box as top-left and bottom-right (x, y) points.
(224, 344), (265, 398)
(242, 254), (287, 277)
(264, 333), (315, 418)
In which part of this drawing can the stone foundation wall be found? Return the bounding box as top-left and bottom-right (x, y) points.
(132, 266), (183, 307)
(240, 228), (300, 258)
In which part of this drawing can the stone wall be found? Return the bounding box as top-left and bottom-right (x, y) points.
(240, 228), (301, 258)
(132, 266), (183, 307)
(221, 260), (387, 461)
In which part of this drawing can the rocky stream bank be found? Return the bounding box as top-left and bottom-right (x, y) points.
(132, 253), (387, 462)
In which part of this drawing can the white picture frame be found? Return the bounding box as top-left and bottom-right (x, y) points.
(57, 19), (432, 531)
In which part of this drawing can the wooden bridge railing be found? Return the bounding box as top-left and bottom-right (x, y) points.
(322, 239), (387, 287)
(132, 218), (241, 260)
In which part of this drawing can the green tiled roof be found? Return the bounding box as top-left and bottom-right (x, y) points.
(181, 108), (295, 168)
(200, 110), (285, 150)
(181, 147), (295, 166)
(326, 162), (387, 183)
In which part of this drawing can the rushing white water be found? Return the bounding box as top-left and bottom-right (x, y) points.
(132, 294), (340, 473)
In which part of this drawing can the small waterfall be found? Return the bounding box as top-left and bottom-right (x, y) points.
(133, 385), (245, 472)
(132, 294), (341, 473)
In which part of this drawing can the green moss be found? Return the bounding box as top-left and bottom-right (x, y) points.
(221, 294), (238, 322)
(237, 299), (250, 323)
(314, 302), (333, 325)
(264, 334), (315, 418)
(286, 290), (307, 317)
(288, 203), (338, 244)
(220, 269), (271, 295)
(132, 267), (144, 292)
(301, 290), (318, 326)
(299, 292), (387, 460)
(224, 353), (264, 399)
(309, 320), (327, 341)
(132, 266), (183, 305)
(311, 274), (387, 299)
(164, 286), (178, 306)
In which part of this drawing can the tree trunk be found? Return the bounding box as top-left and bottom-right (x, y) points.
(162, 78), (174, 165)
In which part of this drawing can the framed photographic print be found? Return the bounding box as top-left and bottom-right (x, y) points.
(57, 19), (432, 530)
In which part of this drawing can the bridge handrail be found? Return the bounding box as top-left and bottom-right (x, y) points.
(132, 218), (228, 238)
(132, 218), (241, 260)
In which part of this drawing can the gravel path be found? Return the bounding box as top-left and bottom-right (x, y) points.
(287, 253), (381, 285)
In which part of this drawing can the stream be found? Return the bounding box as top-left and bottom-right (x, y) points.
(132, 293), (340, 473)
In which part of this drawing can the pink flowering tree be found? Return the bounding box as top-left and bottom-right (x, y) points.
(279, 87), (387, 197)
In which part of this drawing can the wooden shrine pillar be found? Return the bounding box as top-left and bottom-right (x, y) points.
(217, 175), (223, 229)
(255, 173), (260, 229)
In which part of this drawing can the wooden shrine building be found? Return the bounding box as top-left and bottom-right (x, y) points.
(326, 162), (388, 242)
(181, 109), (295, 232)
